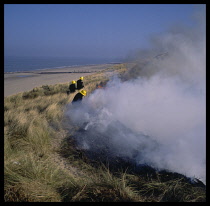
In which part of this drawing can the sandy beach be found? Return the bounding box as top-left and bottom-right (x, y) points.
(4, 64), (116, 97)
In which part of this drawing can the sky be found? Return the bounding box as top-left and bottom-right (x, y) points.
(4, 4), (202, 60)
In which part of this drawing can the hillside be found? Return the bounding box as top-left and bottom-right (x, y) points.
(4, 63), (206, 202)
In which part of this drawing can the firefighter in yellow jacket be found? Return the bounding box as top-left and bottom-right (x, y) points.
(77, 76), (84, 90)
(72, 90), (87, 104)
(69, 80), (77, 93)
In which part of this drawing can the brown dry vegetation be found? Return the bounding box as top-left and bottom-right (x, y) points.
(4, 64), (206, 202)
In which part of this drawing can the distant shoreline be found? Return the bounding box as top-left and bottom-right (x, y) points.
(4, 62), (122, 74)
(4, 55), (123, 73)
(4, 63), (119, 97)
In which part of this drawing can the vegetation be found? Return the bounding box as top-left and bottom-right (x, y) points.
(4, 64), (205, 202)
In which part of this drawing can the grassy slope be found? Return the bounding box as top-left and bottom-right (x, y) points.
(4, 64), (205, 202)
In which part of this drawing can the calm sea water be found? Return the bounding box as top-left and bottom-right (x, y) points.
(4, 56), (122, 73)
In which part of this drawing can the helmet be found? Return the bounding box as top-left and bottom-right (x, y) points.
(80, 76), (84, 80)
(80, 90), (87, 96)
(72, 80), (76, 84)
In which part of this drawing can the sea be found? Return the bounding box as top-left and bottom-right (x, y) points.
(4, 56), (123, 73)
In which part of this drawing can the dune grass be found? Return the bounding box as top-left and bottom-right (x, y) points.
(4, 63), (205, 202)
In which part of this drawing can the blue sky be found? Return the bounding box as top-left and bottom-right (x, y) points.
(4, 4), (202, 60)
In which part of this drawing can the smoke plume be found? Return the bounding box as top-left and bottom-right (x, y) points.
(66, 6), (206, 183)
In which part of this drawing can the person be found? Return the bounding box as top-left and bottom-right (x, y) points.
(69, 80), (77, 93)
(77, 76), (84, 90)
(72, 90), (87, 104)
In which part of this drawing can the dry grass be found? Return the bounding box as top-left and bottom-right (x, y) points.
(4, 63), (206, 202)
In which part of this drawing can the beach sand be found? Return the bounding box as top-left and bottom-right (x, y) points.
(4, 64), (115, 97)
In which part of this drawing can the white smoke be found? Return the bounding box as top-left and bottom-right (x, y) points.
(66, 6), (206, 183)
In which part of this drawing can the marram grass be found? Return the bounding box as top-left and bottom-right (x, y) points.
(4, 64), (205, 202)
